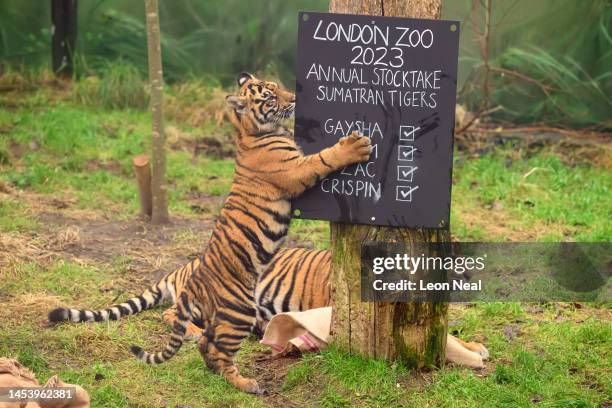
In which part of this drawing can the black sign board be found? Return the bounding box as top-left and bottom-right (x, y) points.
(292, 12), (460, 228)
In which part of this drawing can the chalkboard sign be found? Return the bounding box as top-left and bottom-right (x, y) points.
(292, 12), (460, 228)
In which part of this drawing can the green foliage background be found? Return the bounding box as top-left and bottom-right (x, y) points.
(0, 0), (328, 84)
(0, 0), (610, 127)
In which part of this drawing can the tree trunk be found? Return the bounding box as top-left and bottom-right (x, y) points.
(144, 0), (169, 224)
(329, 0), (448, 370)
(133, 154), (153, 218)
(51, 0), (77, 77)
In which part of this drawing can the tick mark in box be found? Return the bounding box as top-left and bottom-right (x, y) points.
(397, 166), (417, 182)
(399, 125), (420, 141)
(398, 145), (416, 162)
(396, 185), (419, 202)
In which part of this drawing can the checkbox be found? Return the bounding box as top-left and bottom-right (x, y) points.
(398, 145), (416, 162)
(396, 185), (419, 202)
(397, 166), (417, 182)
(399, 125), (419, 141)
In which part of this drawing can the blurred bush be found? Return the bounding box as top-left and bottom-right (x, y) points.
(72, 59), (148, 109)
(1, 0), (610, 129)
(165, 77), (226, 127)
(487, 1), (611, 129)
(491, 46), (611, 129)
(0, 0), (327, 86)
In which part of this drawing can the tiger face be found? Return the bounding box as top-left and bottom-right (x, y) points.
(226, 72), (295, 133)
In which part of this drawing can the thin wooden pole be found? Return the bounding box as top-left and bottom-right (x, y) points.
(144, 0), (169, 224)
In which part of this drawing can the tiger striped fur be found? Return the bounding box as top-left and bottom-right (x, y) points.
(166, 247), (488, 364)
(160, 247), (331, 339)
(47, 248), (326, 337)
(48, 257), (193, 324)
(48, 72), (372, 394)
(255, 247), (330, 323)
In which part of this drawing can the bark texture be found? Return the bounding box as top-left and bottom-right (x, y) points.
(329, 0), (448, 369)
(145, 0), (169, 224)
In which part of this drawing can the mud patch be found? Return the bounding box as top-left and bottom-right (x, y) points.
(184, 190), (225, 215)
(166, 125), (234, 159)
(457, 131), (612, 171)
(38, 211), (213, 283)
(84, 158), (124, 175)
(453, 198), (576, 241)
(251, 351), (304, 408)
(193, 136), (235, 159)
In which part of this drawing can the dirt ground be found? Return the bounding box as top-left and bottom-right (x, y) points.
(0, 188), (319, 405)
(0, 189), (217, 303)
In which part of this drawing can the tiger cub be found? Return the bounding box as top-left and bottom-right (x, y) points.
(116, 246), (487, 366)
(48, 72), (372, 394)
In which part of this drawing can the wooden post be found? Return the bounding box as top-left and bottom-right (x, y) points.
(145, 0), (169, 224)
(133, 155), (153, 218)
(51, 0), (77, 77)
(329, 0), (449, 369)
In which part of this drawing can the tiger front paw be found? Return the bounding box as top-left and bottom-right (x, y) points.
(229, 374), (264, 395)
(337, 131), (372, 165)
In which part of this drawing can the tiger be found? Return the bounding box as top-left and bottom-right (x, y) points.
(161, 247), (332, 339)
(166, 247), (489, 363)
(47, 72), (373, 394)
(49, 246), (487, 380)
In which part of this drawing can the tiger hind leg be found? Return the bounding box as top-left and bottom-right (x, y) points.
(450, 334), (489, 359)
(162, 305), (203, 340)
(198, 315), (262, 394)
(446, 334), (489, 368)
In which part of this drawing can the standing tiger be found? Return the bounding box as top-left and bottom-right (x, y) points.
(48, 72), (372, 394)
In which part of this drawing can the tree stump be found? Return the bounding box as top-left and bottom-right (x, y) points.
(329, 0), (449, 369)
(133, 155), (153, 218)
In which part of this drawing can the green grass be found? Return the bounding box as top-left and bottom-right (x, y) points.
(0, 83), (610, 407)
(0, 97), (234, 217)
(0, 262), (263, 407)
(0, 197), (38, 232)
(278, 305), (610, 408)
(288, 218), (330, 249)
(1, 92), (609, 243)
(4, 261), (89, 297)
(455, 149), (611, 241)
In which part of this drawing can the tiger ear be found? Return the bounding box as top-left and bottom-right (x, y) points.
(226, 95), (247, 112)
(237, 72), (254, 87)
